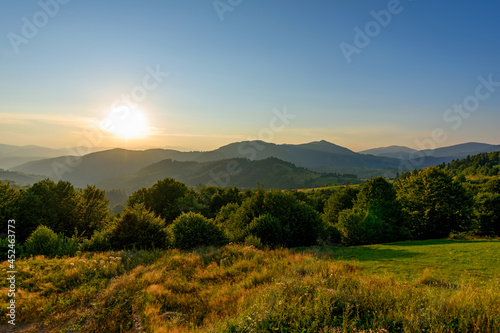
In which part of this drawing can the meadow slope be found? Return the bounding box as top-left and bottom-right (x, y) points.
(1, 240), (499, 332)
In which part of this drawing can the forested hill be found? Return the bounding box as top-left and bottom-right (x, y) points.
(96, 157), (362, 193)
(437, 151), (500, 176)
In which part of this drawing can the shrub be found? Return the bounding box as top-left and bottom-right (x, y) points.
(170, 212), (226, 250)
(109, 203), (168, 250)
(337, 208), (386, 246)
(24, 225), (79, 257)
(473, 192), (500, 236)
(246, 214), (283, 247)
(244, 235), (264, 249)
(80, 227), (114, 252)
(226, 189), (322, 247)
(0, 237), (24, 258)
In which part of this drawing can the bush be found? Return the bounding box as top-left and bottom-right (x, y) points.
(83, 204), (168, 251)
(170, 212), (226, 250)
(226, 189), (323, 247)
(246, 214), (283, 247)
(111, 204), (168, 250)
(24, 225), (79, 257)
(244, 235), (264, 249)
(0, 237), (24, 258)
(337, 208), (386, 246)
(473, 192), (500, 236)
(80, 227), (113, 252)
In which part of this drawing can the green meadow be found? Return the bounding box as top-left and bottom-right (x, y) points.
(300, 239), (500, 285)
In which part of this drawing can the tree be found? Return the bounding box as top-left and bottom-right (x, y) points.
(395, 167), (473, 239)
(127, 178), (188, 223)
(333, 178), (408, 246)
(225, 189), (322, 247)
(0, 181), (21, 231)
(355, 177), (407, 241)
(16, 179), (80, 241)
(337, 208), (385, 246)
(322, 186), (359, 225)
(474, 192), (500, 236)
(246, 214), (284, 247)
(77, 185), (110, 237)
(169, 212), (226, 250)
(109, 203), (167, 250)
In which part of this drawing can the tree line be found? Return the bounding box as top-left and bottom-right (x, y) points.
(1, 160), (499, 257)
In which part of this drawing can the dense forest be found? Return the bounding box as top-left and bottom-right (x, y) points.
(437, 151), (500, 176)
(1, 152), (499, 258)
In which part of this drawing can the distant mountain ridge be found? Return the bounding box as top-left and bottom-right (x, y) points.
(3, 140), (500, 189)
(0, 144), (108, 169)
(359, 142), (500, 159)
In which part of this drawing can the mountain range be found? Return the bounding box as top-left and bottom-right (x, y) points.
(2, 140), (499, 191)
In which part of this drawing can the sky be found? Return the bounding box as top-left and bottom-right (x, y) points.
(0, 0), (499, 152)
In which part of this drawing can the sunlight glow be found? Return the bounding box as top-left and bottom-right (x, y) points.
(103, 106), (149, 139)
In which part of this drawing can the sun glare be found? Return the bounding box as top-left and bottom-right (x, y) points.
(103, 106), (149, 139)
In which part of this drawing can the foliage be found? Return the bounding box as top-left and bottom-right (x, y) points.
(0, 181), (21, 229)
(322, 185), (359, 225)
(439, 151), (500, 176)
(127, 178), (188, 223)
(111, 203), (168, 250)
(83, 203), (167, 251)
(225, 188), (323, 247)
(246, 214), (283, 247)
(473, 192), (500, 236)
(24, 225), (79, 258)
(337, 208), (386, 246)
(169, 212), (226, 250)
(395, 168), (473, 239)
(76, 185), (110, 237)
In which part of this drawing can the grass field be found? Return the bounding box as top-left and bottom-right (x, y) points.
(1, 240), (500, 332)
(299, 239), (500, 285)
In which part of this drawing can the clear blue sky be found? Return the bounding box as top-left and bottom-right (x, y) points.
(1, 0), (499, 151)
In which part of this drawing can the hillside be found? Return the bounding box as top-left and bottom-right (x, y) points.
(0, 169), (45, 186)
(437, 151), (500, 176)
(8, 141), (403, 186)
(7, 140), (500, 188)
(2, 241), (498, 332)
(10, 148), (203, 188)
(0, 144), (107, 169)
(96, 157), (361, 193)
(361, 142), (500, 160)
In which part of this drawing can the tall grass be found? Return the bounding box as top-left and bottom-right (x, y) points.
(1, 244), (499, 332)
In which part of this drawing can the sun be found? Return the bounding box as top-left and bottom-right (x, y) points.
(103, 106), (149, 139)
